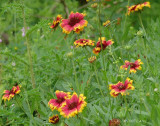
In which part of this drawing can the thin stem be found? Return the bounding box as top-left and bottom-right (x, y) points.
(94, 64), (104, 97)
(98, 0), (105, 71)
(22, 1), (36, 88)
(72, 60), (79, 94)
(138, 13), (147, 36)
(121, 0), (130, 57)
(0, 54), (2, 85)
(138, 13), (150, 70)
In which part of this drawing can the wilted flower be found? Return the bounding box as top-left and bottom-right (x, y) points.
(60, 92), (87, 118)
(109, 119), (120, 126)
(127, 2), (151, 15)
(120, 59), (143, 73)
(2, 85), (21, 101)
(60, 12), (88, 34)
(48, 90), (70, 111)
(109, 78), (134, 97)
(88, 56), (96, 63)
(93, 37), (114, 54)
(91, 3), (98, 8)
(103, 20), (110, 27)
(74, 39), (94, 47)
(49, 15), (62, 29)
(12, 62), (16, 66)
(49, 115), (59, 124)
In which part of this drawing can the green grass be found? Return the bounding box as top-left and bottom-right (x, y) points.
(0, 0), (160, 125)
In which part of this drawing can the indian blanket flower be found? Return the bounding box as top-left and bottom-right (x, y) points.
(49, 15), (62, 29)
(93, 37), (114, 54)
(60, 12), (88, 34)
(103, 20), (111, 27)
(74, 39), (94, 47)
(109, 119), (120, 126)
(127, 2), (151, 15)
(48, 90), (70, 111)
(49, 115), (59, 124)
(60, 92), (87, 118)
(109, 78), (134, 97)
(88, 56), (96, 63)
(2, 85), (21, 101)
(120, 59), (143, 73)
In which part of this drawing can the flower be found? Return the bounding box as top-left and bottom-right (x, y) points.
(93, 37), (114, 54)
(49, 115), (59, 124)
(120, 59), (143, 73)
(60, 12), (88, 34)
(91, 3), (98, 8)
(74, 39), (94, 47)
(0, 39), (2, 43)
(60, 92), (87, 118)
(103, 20), (110, 27)
(49, 15), (62, 29)
(109, 119), (120, 126)
(48, 90), (70, 111)
(2, 85), (21, 101)
(88, 56), (96, 63)
(109, 78), (134, 97)
(21, 27), (29, 37)
(127, 2), (151, 15)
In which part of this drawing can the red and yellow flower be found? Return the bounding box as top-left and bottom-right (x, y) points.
(2, 85), (21, 101)
(93, 37), (114, 54)
(109, 78), (134, 97)
(48, 90), (70, 111)
(60, 12), (88, 34)
(127, 2), (151, 15)
(74, 39), (94, 47)
(120, 59), (143, 73)
(49, 115), (59, 124)
(49, 15), (62, 29)
(60, 92), (87, 118)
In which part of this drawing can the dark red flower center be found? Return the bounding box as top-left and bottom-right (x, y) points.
(69, 17), (81, 26)
(118, 85), (126, 90)
(68, 102), (77, 110)
(57, 98), (65, 104)
(130, 63), (137, 68)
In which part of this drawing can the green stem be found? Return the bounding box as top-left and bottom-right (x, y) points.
(22, 1), (36, 89)
(94, 64), (104, 97)
(98, 0), (105, 71)
(0, 54), (2, 85)
(72, 60), (79, 94)
(138, 13), (150, 70)
(121, 0), (130, 57)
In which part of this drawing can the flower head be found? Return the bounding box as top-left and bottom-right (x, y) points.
(93, 37), (114, 54)
(48, 90), (70, 111)
(74, 39), (94, 47)
(60, 92), (87, 118)
(127, 2), (151, 15)
(60, 12), (88, 34)
(103, 20), (110, 27)
(49, 15), (62, 29)
(109, 119), (120, 126)
(49, 115), (59, 124)
(2, 85), (21, 101)
(109, 78), (134, 97)
(88, 56), (96, 63)
(120, 59), (143, 73)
